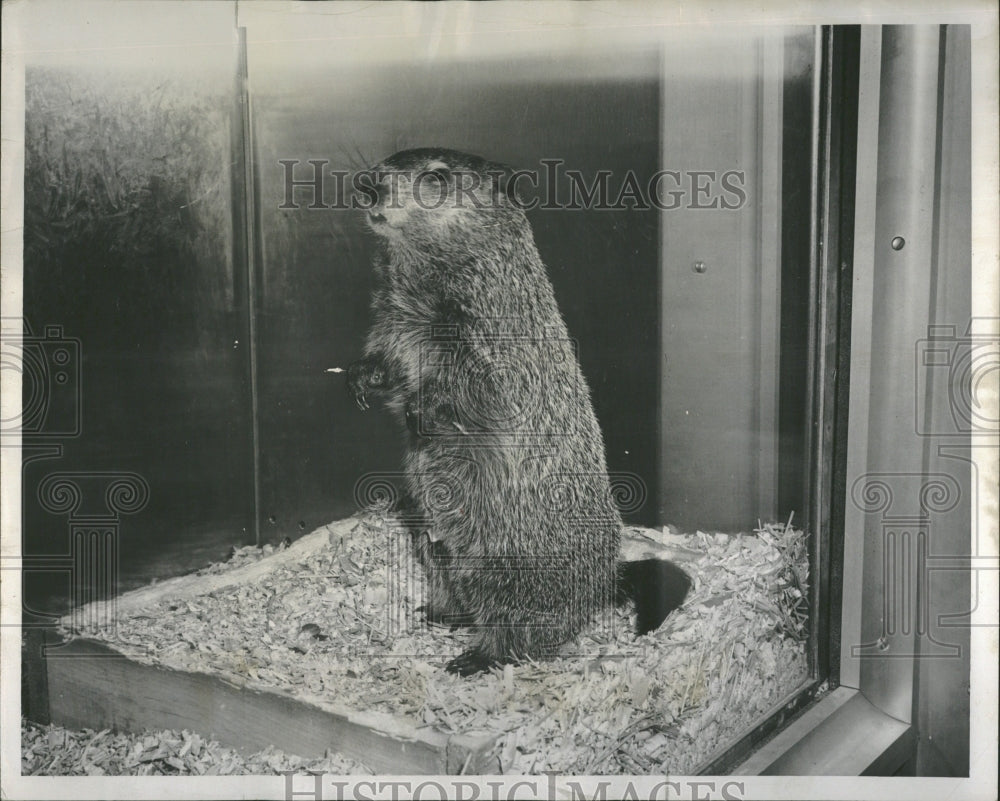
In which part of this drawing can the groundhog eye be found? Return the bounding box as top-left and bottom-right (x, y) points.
(424, 167), (450, 186)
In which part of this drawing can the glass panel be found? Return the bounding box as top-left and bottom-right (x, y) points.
(18, 2), (255, 619)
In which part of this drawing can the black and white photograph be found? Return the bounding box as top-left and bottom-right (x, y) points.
(1, 2), (997, 799)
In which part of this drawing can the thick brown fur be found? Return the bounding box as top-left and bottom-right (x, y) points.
(348, 148), (622, 675)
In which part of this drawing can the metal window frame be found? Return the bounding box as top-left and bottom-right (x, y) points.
(732, 24), (956, 776)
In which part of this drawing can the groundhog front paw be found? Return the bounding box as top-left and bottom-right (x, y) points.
(346, 357), (389, 411)
(405, 396), (463, 437)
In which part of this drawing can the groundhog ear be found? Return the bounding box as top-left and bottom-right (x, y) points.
(489, 167), (523, 208)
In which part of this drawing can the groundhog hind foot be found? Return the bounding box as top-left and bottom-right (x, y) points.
(445, 648), (515, 676)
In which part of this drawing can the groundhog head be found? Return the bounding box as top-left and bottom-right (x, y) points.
(361, 148), (526, 252)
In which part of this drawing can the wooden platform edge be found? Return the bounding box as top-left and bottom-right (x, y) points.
(62, 518), (697, 631)
(45, 637), (498, 775)
(60, 516), (364, 629)
(621, 526), (702, 567)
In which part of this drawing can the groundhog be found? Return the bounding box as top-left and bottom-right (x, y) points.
(347, 148), (682, 675)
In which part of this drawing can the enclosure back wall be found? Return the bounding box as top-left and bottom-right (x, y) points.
(18, 4), (813, 614)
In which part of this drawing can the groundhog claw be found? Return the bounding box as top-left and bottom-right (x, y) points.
(347, 358), (387, 411)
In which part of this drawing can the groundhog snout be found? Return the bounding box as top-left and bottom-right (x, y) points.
(365, 172), (448, 233)
(365, 177), (393, 226)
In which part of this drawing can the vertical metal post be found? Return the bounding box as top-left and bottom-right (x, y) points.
(840, 25), (883, 691)
(756, 35), (784, 523)
(812, 25), (861, 688)
(232, 25), (262, 546)
(802, 25), (823, 680)
(853, 26), (942, 724)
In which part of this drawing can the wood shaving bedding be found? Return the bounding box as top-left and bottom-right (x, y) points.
(21, 718), (371, 776)
(55, 515), (810, 775)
